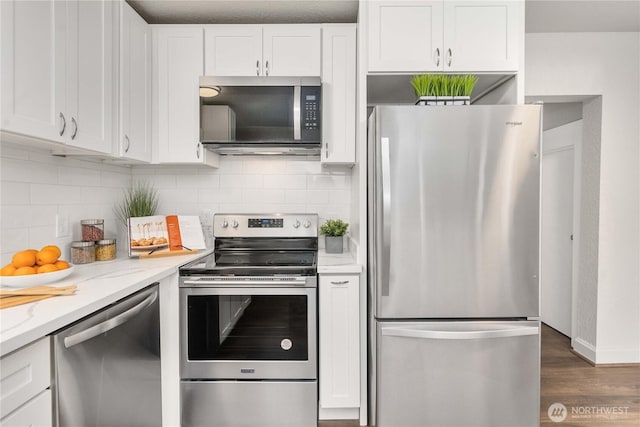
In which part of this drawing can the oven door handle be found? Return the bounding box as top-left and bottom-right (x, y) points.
(182, 278), (309, 287)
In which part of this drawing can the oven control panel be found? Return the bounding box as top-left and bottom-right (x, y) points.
(248, 218), (284, 228)
(214, 213), (318, 237)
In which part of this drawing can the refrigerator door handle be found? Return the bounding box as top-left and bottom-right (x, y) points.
(381, 325), (539, 340)
(380, 137), (391, 296)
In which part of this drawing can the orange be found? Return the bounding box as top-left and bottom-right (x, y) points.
(40, 245), (61, 258)
(12, 250), (36, 268)
(1, 263), (16, 276)
(55, 260), (70, 270)
(14, 266), (37, 275)
(36, 248), (59, 265)
(37, 264), (58, 274)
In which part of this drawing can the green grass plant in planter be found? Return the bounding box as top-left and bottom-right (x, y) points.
(320, 219), (349, 254)
(115, 181), (159, 226)
(411, 74), (477, 105)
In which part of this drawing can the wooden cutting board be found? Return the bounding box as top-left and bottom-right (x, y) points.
(0, 285), (77, 309)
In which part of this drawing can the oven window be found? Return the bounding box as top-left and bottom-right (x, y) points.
(187, 295), (308, 361)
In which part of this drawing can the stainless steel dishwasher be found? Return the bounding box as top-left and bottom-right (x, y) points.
(53, 284), (161, 427)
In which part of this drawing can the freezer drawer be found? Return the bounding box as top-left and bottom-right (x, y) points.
(181, 380), (317, 427)
(375, 320), (540, 427)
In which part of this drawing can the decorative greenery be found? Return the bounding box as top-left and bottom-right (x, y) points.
(411, 74), (478, 97)
(319, 219), (349, 237)
(115, 181), (159, 226)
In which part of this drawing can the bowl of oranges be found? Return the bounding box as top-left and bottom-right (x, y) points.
(0, 246), (74, 288)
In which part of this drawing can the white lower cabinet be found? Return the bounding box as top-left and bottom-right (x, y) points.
(0, 338), (52, 426)
(319, 274), (360, 411)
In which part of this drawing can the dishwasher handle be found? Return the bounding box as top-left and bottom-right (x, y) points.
(64, 287), (158, 348)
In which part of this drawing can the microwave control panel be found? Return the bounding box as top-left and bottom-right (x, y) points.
(301, 86), (321, 141)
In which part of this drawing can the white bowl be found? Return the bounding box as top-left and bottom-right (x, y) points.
(0, 265), (75, 288)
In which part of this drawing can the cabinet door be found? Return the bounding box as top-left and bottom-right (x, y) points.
(319, 275), (360, 408)
(120, 2), (151, 162)
(0, 0), (65, 143)
(204, 25), (262, 76)
(367, 1), (443, 72)
(263, 25), (321, 76)
(153, 26), (205, 163)
(0, 390), (52, 427)
(65, 0), (114, 154)
(444, 1), (519, 71)
(321, 25), (356, 165)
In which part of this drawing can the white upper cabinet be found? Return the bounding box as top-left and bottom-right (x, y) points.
(1, 0), (114, 155)
(368, 0), (520, 73)
(262, 25), (321, 76)
(65, 0), (114, 154)
(204, 25), (321, 76)
(153, 26), (217, 166)
(1, 0), (65, 143)
(119, 2), (151, 162)
(321, 24), (356, 165)
(204, 25), (263, 76)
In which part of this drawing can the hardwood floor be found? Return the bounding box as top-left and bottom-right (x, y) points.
(319, 324), (640, 427)
(540, 324), (640, 426)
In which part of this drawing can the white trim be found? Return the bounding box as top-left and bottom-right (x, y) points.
(572, 336), (596, 363)
(318, 407), (359, 421)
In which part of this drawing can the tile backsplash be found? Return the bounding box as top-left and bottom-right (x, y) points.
(1, 145), (352, 264)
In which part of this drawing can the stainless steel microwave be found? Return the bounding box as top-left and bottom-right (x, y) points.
(199, 76), (321, 155)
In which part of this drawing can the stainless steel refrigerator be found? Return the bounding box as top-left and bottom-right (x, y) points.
(368, 105), (542, 427)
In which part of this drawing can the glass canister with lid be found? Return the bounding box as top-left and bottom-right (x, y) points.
(71, 241), (96, 264)
(95, 239), (117, 261)
(81, 219), (104, 241)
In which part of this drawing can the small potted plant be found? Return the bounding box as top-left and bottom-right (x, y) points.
(319, 219), (349, 254)
(114, 181), (159, 227)
(411, 74), (477, 105)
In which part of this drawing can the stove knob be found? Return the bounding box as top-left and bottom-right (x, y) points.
(231, 220), (239, 229)
(293, 220), (301, 229)
(303, 220), (311, 228)
(221, 220), (229, 228)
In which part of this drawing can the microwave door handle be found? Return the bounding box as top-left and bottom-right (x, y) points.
(293, 85), (301, 140)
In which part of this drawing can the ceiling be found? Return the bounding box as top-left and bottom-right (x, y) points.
(128, 0), (640, 32)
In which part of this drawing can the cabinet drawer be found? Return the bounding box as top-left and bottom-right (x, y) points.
(0, 338), (51, 419)
(0, 389), (52, 427)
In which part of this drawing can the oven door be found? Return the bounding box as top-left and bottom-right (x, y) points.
(180, 285), (316, 380)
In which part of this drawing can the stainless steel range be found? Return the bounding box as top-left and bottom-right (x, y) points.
(179, 213), (319, 427)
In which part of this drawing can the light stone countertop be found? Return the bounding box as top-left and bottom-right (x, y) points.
(317, 249), (362, 274)
(0, 251), (209, 357)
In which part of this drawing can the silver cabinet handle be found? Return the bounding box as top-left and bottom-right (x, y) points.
(124, 135), (130, 153)
(330, 280), (349, 285)
(435, 48), (440, 66)
(446, 48), (452, 67)
(380, 137), (391, 297)
(59, 112), (66, 136)
(71, 117), (78, 140)
(196, 142), (201, 159)
(64, 289), (158, 348)
(381, 325), (538, 340)
(256, 60), (260, 76)
(265, 60), (269, 76)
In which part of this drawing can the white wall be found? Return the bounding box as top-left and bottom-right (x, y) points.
(1, 145), (354, 263)
(0, 143), (131, 264)
(131, 158), (353, 249)
(526, 32), (640, 363)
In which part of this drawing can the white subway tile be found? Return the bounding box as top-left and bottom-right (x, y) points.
(1, 158), (58, 184)
(263, 174), (307, 189)
(1, 182), (30, 205)
(242, 189), (285, 204)
(220, 174), (263, 189)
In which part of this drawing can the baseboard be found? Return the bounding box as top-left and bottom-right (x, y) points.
(572, 337), (640, 364)
(318, 407), (359, 420)
(571, 337), (596, 363)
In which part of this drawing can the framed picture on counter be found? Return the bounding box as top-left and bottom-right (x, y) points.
(127, 215), (206, 258)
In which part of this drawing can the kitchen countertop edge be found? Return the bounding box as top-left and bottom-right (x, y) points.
(0, 251), (210, 358)
(317, 249), (362, 274)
